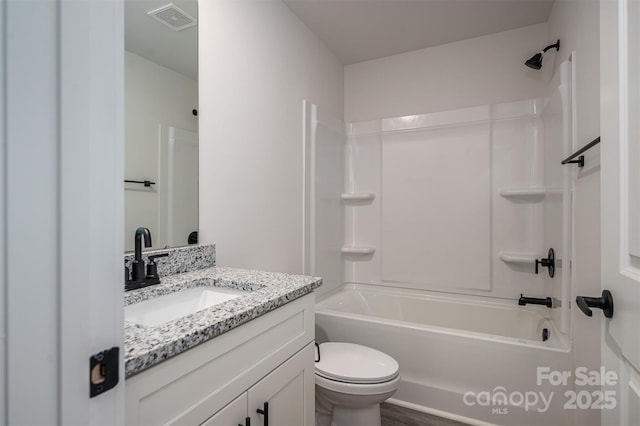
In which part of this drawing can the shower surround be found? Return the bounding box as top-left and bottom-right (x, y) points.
(341, 94), (571, 332)
(307, 61), (575, 424)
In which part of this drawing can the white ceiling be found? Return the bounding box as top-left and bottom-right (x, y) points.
(283, 0), (555, 65)
(125, 0), (198, 80)
(124, 0), (554, 78)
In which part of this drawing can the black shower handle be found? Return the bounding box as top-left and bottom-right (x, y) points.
(535, 248), (555, 278)
(576, 290), (614, 318)
(535, 258), (552, 273)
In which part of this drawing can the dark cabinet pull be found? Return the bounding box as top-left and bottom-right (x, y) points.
(256, 402), (268, 426)
(238, 417), (250, 426)
(576, 290), (614, 318)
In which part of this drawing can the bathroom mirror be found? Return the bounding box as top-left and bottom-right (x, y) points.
(124, 0), (199, 252)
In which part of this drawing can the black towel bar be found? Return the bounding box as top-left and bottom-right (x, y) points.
(124, 179), (156, 187)
(561, 136), (601, 167)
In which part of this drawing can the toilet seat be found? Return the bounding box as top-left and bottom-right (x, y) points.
(315, 370), (402, 396)
(315, 342), (400, 384)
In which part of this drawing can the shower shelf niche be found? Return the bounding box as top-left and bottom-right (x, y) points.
(341, 193), (376, 202)
(341, 246), (375, 255)
(498, 251), (537, 264)
(499, 187), (562, 201)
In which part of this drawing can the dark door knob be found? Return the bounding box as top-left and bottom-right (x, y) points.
(576, 290), (614, 318)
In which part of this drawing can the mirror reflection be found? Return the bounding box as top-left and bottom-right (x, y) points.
(124, 0), (199, 252)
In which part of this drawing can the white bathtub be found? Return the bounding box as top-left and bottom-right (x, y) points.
(315, 284), (574, 426)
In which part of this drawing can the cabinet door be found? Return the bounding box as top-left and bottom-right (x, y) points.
(248, 343), (315, 426)
(201, 393), (248, 426)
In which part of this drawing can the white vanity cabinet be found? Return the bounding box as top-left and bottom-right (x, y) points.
(202, 394), (247, 425)
(125, 293), (316, 426)
(204, 343), (314, 426)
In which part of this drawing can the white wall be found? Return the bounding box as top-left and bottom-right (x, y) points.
(198, 0), (344, 274)
(344, 23), (550, 122)
(124, 51), (198, 251)
(547, 2), (601, 426)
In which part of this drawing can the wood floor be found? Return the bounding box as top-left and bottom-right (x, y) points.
(380, 402), (470, 426)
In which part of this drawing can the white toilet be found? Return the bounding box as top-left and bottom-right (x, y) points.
(314, 342), (401, 426)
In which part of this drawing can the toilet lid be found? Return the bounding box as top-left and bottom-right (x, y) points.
(315, 342), (399, 384)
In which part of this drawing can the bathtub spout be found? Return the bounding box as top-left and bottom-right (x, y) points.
(519, 294), (553, 308)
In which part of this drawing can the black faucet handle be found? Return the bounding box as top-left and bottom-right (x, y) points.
(124, 260), (130, 284)
(145, 253), (168, 285)
(148, 253), (169, 262)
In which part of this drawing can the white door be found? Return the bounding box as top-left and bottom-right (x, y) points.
(601, 0), (640, 424)
(2, 0), (124, 424)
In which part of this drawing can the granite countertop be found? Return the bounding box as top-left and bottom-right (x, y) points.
(124, 267), (322, 378)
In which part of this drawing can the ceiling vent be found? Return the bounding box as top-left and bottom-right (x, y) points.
(147, 3), (197, 31)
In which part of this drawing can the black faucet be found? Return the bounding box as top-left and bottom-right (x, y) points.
(125, 228), (171, 291)
(132, 227), (152, 281)
(518, 294), (553, 308)
(125, 227), (152, 290)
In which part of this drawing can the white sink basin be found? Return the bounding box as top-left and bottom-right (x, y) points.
(125, 286), (246, 327)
